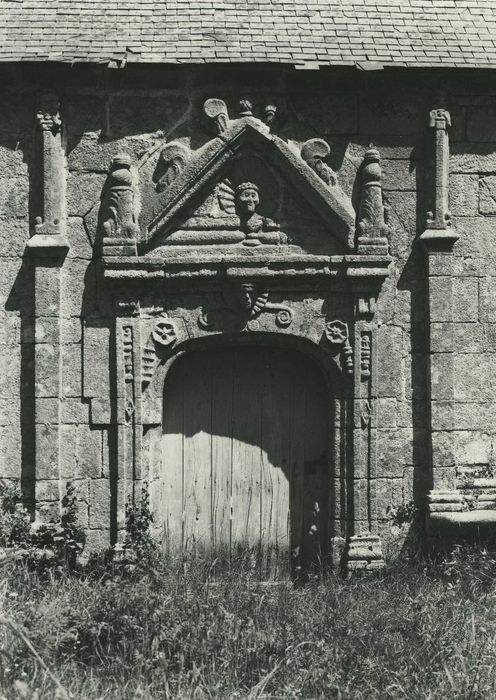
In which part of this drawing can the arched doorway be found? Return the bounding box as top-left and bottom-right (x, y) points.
(157, 344), (330, 577)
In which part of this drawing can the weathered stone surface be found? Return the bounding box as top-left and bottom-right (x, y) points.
(89, 479), (111, 529)
(479, 175), (496, 215)
(455, 430), (492, 465)
(453, 278), (479, 323)
(377, 325), (403, 399)
(431, 353), (455, 401)
(381, 159), (418, 192)
(450, 174), (479, 216)
(455, 354), (496, 401)
(67, 173), (106, 218)
(376, 429), (413, 478)
(432, 430), (456, 467)
(0, 177), (28, 217)
(62, 344), (82, 398)
(67, 217), (93, 260)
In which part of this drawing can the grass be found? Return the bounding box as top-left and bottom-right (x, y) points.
(2, 547), (496, 699)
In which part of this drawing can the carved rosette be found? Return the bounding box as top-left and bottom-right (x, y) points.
(325, 320), (353, 376)
(141, 319), (178, 390)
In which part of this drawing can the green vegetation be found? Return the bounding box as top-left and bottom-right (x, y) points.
(1, 482), (496, 698)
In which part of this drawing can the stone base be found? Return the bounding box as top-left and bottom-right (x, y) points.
(346, 533), (385, 571)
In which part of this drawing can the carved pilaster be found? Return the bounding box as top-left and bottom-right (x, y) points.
(356, 148), (389, 256)
(102, 154), (139, 257)
(115, 306), (143, 534)
(346, 287), (385, 570)
(426, 100), (452, 230)
(420, 96), (459, 506)
(34, 91), (66, 238)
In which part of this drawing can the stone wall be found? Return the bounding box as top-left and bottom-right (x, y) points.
(1, 64), (494, 559)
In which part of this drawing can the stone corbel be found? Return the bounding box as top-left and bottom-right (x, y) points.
(102, 154), (140, 257)
(356, 148), (389, 256)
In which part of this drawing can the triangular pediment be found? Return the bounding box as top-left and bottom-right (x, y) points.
(140, 117), (356, 257)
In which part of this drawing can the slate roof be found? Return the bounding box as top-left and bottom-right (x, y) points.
(1, 0), (495, 69)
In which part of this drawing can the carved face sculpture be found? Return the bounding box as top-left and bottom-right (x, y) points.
(236, 183), (259, 216)
(234, 283), (256, 310)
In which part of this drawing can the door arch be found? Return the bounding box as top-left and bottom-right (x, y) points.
(157, 344), (330, 576)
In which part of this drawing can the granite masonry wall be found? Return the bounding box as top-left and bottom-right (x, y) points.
(1, 64), (495, 561)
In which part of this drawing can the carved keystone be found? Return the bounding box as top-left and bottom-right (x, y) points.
(203, 98), (229, 134)
(301, 138), (336, 186)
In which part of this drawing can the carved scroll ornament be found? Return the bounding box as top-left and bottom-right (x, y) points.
(301, 138), (337, 186)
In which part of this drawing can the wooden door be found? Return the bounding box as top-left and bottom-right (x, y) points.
(159, 345), (329, 576)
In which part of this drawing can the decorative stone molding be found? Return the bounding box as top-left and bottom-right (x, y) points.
(356, 148), (389, 255)
(102, 154), (139, 257)
(198, 282), (294, 332)
(347, 534), (384, 571)
(325, 320), (353, 376)
(301, 138), (337, 186)
(360, 332), (371, 379)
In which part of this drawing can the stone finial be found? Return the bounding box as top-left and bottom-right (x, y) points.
(157, 141), (191, 191)
(36, 91), (62, 134)
(102, 153), (140, 241)
(237, 99), (253, 117)
(264, 104), (277, 128)
(357, 148), (388, 243)
(203, 98), (229, 134)
(301, 138), (337, 186)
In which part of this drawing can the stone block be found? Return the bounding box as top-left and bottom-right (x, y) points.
(428, 277), (453, 323)
(432, 466), (457, 491)
(61, 317), (83, 345)
(359, 89), (423, 137)
(0, 144), (29, 177)
(34, 265), (61, 318)
(479, 175), (496, 215)
(89, 479), (111, 530)
(67, 217), (93, 260)
(83, 324), (110, 399)
(430, 352), (454, 401)
(484, 323), (496, 351)
(377, 325), (403, 398)
(381, 159), (418, 192)
(0, 398), (20, 426)
(0, 176), (28, 217)
(90, 398), (111, 425)
(479, 280), (496, 321)
(376, 429), (412, 478)
(62, 344), (82, 398)
(428, 253), (454, 277)
(35, 424), (59, 479)
(452, 323), (483, 353)
(35, 398), (59, 424)
(432, 430), (456, 467)
(0, 219), (30, 258)
(35, 344), (59, 397)
(455, 430), (492, 465)
(0, 316), (20, 346)
(373, 398), (398, 429)
(430, 323), (453, 353)
(36, 480), (60, 502)
(453, 402), (496, 431)
(0, 351), (20, 398)
(453, 278), (479, 322)
(35, 317), (60, 345)
(431, 401), (455, 432)
(59, 424), (103, 479)
(67, 173), (106, 218)
(60, 260), (91, 318)
(454, 354), (496, 401)
(450, 174), (479, 216)
(451, 143), (496, 174)
(290, 92), (358, 136)
(61, 398), (89, 424)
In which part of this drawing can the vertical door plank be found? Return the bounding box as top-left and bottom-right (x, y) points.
(231, 348), (263, 557)
(211, 350), (233, 555)
(161, 361), (185, 553)
(302, 361), (328, 572)
(261, 348), (291, 579)
(289, 355), (306, 576)
(183, 352), (213, 554)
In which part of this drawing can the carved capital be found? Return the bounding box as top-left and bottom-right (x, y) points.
(429, 108), (451, 131)
(36, 91), (61, 134)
